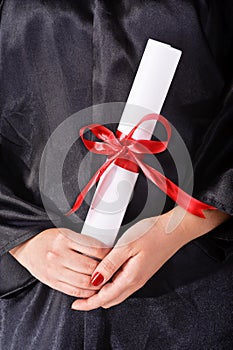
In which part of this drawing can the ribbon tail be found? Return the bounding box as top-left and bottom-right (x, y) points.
(134, 157), (216, 218)
(66, 157), (116, 216)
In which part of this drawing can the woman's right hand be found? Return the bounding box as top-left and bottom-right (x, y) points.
(9, 228), (111, 298)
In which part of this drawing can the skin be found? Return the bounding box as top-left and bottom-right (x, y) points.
(10, 207), (229, 310)
(10, 228), (111, 298)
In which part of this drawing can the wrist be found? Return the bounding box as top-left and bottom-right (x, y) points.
(158, 206), (230, 247)
(9, 241), (26, 256)
(9, 238), (32, 267)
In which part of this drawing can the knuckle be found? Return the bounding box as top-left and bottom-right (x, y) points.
(56, 232), (67, 244)
(101, 258), (116, 274)
(69, 288), (94, 298)
(132, 275), (141, 286)
(98, 247), (111, 259)
(52, 231), (70, 251)
(91, 246), (109, 259)
(123, 244), (134, 257)
(69, 288), (82, 298)
(78, 275), (90, 288)
(88, 261), (98, 273)
(96, 295), (105, 307)
(46, 250), (57, 261)
(91, 247), (101, 259)
(127, 273), (140, 287)
(87, 290), (96, 298)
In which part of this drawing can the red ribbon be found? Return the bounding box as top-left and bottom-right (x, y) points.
(66, 113), (216, 218)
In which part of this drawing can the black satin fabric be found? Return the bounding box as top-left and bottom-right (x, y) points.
(0, 0), (233, 348)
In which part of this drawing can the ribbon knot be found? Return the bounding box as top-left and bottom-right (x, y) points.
(66, 113), (215, 218)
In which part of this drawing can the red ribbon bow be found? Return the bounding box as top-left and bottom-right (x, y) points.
(67, 113), (216, 218)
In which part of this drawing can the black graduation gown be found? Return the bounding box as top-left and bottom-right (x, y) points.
(0, 1), (233, 349)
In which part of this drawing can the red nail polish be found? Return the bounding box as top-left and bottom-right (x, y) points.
(91, 272), (104, 286)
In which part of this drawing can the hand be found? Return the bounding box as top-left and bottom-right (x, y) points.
(71, 207), (229, 310)
(9, 228), (111, 298)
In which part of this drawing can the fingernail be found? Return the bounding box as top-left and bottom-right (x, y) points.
(91, 272), (104, 286)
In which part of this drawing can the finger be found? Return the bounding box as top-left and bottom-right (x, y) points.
(71, 289), (105, 310)
(72, 257), (140, 310)
(61, 249), (99, 275)
(101, 279), (136, 309)
(58, 267), (101, 291)
(100, 268), (129, 308)
(71, 279), (131, 311)
(59, 228), (111, 259)
(51, 280), (97, 298)
(100, 255), (148, 308)
(89, 245), (133, 287)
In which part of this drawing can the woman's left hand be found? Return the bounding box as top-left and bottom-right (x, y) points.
(71, 207), (229, 310)
(71, 208), (187, 310)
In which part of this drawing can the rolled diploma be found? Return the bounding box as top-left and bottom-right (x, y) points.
(81, 39), (182, 246)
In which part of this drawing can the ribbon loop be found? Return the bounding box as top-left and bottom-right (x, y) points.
(67, 113), (216, 217)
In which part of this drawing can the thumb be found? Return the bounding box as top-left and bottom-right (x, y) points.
(90, 245), (130, 287)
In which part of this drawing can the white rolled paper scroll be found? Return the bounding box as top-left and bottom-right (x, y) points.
(81, 39), (182, 246)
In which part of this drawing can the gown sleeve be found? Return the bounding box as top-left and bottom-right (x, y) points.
(0, 0), (54, 258)
(0, 129), (58, 297)
(193, 86), (233, 217)
(0, 1), (66, 297)
(0, 133), (52, 298)
(193, 82), (233, 261)
(0, 167), (56, 257)
(192, 0), (233, 260)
